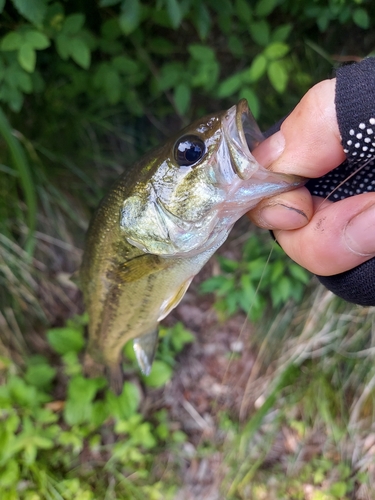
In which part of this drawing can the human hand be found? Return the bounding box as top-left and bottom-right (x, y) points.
(248, 79), (375, 276)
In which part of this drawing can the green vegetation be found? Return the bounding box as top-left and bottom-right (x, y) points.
(219, 291), (375, 499)
(1, 0), (375, 498)
(0, 316), (192, 499)
(200, 234), (311, 320)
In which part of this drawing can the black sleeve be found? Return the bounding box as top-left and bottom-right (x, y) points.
(306, 57), (375, 306)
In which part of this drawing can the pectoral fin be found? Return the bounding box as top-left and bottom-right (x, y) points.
(158, 277), (193, 321)
(133, 329), (159, 376)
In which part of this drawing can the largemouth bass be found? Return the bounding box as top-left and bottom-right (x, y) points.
(81, 99), (304, 380)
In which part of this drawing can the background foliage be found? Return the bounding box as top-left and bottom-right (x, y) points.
(1, 0), (375, 498)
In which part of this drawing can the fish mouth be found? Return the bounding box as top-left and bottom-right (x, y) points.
(223, 98), (265, 180)
(235, 98), (264, 154)
(225, 99), (305, 187)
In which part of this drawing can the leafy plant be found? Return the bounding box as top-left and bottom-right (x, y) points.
(200, 234), (311, 320)
(0, 314), (184, 499)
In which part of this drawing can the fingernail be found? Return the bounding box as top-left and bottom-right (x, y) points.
(345, 204), (375, 256)
(259, 203), (308, 229)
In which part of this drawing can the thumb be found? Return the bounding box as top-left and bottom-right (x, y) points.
(253, 79), (346, 178)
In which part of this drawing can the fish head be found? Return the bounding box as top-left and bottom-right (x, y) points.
(120, 99), (305, 256)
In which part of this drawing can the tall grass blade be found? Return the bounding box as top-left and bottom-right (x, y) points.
(0, 107), (37, 255)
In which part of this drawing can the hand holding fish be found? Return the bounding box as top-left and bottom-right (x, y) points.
(81, 57), (375, 382)
(248, 77), (375, 278)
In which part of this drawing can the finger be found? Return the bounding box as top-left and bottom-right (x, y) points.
(253, 79), (346, 178)
(247, 186), (313, 230)
(274, 193), (375, 275)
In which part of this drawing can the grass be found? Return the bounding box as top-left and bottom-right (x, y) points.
(213, 287), (375, 499)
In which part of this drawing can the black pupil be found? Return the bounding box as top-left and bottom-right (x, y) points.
(174, 135), (205, 167)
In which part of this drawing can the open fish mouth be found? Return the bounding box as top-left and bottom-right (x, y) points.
(236, 98), (264, 154)
(222, 98), (265, 181)
(224, 99), (306, 189)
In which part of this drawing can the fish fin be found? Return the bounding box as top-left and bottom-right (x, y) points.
(133, 329), (159, 375)
(83, 351), (105, 378)
(108, 365), (124, 395)
(158, 277), (193, 321)
(109, 253), (169, 284)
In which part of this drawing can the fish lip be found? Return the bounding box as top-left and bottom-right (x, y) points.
(222, 99), (264, 180)
(235, 98), (264, 153)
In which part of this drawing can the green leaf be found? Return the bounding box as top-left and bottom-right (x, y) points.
(194, 2), (211, 40)
(63, 13), (86, 35)
(249, 20), (270, 46)
(289, 264), (310, 284)
(353, 8), (369, 29)
(70, 38), (91, 69)
(8, 377), (39, 407)
(255, 0), (278, 17)
(317, 12), (330, 32)
(169, 323), (194, 352)
(25, 360), (56, 390)
(270, 260), (284, 282)
(190, 57), (218, 89)
(329, 482), (347, 497)
(174, 82), (190, 115)
(17, 44), (36, 73)
(119, 0), (141, 35)
(24, 31), (50, 50)
(64, 376), (106, 425)
(0, 459), (19, 489)
(0, 0), (5, 13)
(267, 59), (288, 93)
(271, 23), (292, 43)
(228, 35), (244, 57)
(106, 383), (140, 420)
(218, 256), (239, 272)
(217, 73), (243, 98)
(158, 62), (184, 91)
(11, 0), (47, 25)
(55, 33), (70, 60)
(142, 360), (173, 387)
(235, 0), (252, 23)
(47, 326), (85, 355)
(1, 32), (23, 51)
(188, 44), (215, 61)
(147, 36), (174, 55)
(166, 0), (183, 29)
(277, 275), (292, 302)
(243, 54), (267, 83)
(117, 382), (140, 419)
(91, 400), (109, 427)
(200, 275), (227, 294)
(112, 55), (139, 74)
(263, 42), (289, 60)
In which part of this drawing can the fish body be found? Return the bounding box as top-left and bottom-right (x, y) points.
(81, 100), (304, 377)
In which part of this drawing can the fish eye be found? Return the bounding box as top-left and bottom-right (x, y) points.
(174, 135), (206, 167)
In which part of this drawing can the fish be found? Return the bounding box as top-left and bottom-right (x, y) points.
(80, 99), (304, 383)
